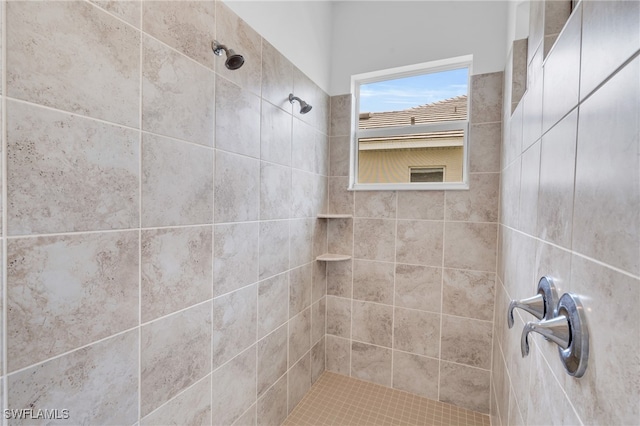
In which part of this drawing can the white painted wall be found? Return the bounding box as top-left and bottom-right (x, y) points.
(224, 0), (334, 93)
(329, 1), (509, 95)
(505, 0), (530, 54)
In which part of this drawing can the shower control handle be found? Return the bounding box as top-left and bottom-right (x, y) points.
(507, 276), (558, 328)
(521, 315), (570, 356)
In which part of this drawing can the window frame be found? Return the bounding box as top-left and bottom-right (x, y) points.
(349, 55), (473, 191)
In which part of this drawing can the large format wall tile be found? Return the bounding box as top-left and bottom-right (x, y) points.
(141, 376), (212, 426)
(441, 315), (492, 369)
(470, 72), (503, 124)
(326, 335), (350, 376)
(257, 374), (288, 426)
(518, 142), (540, 236)
(7, 102), (139, 235)
(352, 301), (392, 348)
(142, 0), (216, 69)
(142, 134), (213, 227)
(261, 100), (292, 167)
(394, 264), (442, 313)
(354, 191), (396, 219)
(7, 1), (140, 127)
(259, 220), (290, 280)
(8, 331), (138, 426)
(351, 342), (391, 387)
(288, 308), (311, 366)
(141, 303), (211, 416)
(290, 264), (312, 318)
(213, 285), (257, 368)
(442, 269), (495, 321)
(142, 35), (214, 146)
(352, 260), (394, 304)
(326, 296), (351, 339)
(469, 122), (501, 173)
(257, 324), (288, 398)
(141, 226), (213, 322)
(215, 151), (260, 223)
(288, 354), (311, 413)
(260, 162), (291, 220)
(445, 173), (499, 223)
(353, 219), (395, 262)
(397, 191), (444, 220)
(392, 351), (439, 400)
(213, 222), (259, 296)
(91, 0), (141, 27)
(257, 273), (289, 339)
(261, 40), (293, 112)
(393, 308), (440, 358)
(216, 77), (261, 158)
(7, 232), (139, 372)
(439, 361), (490, 413)
(396, 220), (443, 266)
(444, 222), (497, 272)
(212, 345), (257, 426)
(573, 57), (639, 275)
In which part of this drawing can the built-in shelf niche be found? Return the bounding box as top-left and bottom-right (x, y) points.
(316, 214), (353, 262)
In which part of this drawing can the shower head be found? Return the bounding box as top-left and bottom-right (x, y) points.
(289, 93), (312, 114)
(212, 40), (245, 70)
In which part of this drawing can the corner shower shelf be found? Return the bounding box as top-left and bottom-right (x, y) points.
(317, 214), (353, 219)
(316, 253), (351, 262)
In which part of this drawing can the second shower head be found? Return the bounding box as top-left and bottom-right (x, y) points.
(289, 94), (312, 114)
(212, 40), (245, 70)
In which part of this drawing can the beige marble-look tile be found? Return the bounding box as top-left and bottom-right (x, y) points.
(352, 260), (394, 304)
(395, 264), (442, 313)
(313, 219), (328, 260)
(470, 122), (502, 173)
(7, 232), (138, 372)
(215, 150), (260, 223)
(260, 162), (291, 221)
(580, 0), (640, 99)
(233, 404), (256, 426)
(7, 1), (139, 127)
(290, 264), (312, 318)
(290, 218), (313, 268)
(142, 134), (213, 227)
(397, 191), (444, 220)
(91, 1), (141, 27)
(470, 72), (503, 124)
(294, 68), (330, 135)
(142, 36), (214, 146)
(511, 38), (528, 110)
(311, 298), (326, 345)
(261, 39), (293, 113)
(328, 176), (354, 215)
(257, 324), (288, 398)
(291, 169), (316, 218)
(213, 222), (259, 297)
(316, 132), (330, 177)
(573, 57), (639, 275)
(354, 191), (396, 219)
(142, 1), (215, 68)
(7, 101), (139, 235)
(289, 308), (311, 366)
(352, 301), (392, 348)
(141, 376), (211, 426)
(327, 260), (352, 298)
(393, 308), (440, 358)
(353, 219), (395, 262)
(326, 335), (350, 375)
(311, 337), (326, 383)
(522, 48), (543, 150)
(500, 155), (521, 231)
(505, 102), (524, 170)
(327, 217), (353, 256)
(446, 173), (499, 222)
(442, 268), (495, 321)
(537, 109), (577, 248)
(441, 315), (492, 369)
(288, 353), (311, 413)
(351, 341), (392, 387)
(213, 285), (257, 369)
(313, 174), (329, 219)
(141, 303), (211, 416)
(444, 222), (497, 272)
(8, 331), (138, 425)
(542, 3), (581, 133)
(142, 226), (212, 322)
(259, 221), (289, 280)
(330, 136), (350, 177)
(396, 220), (443, 267)
(518, 141), (540, 236)
(215, 2), (262, 95)
(528, 0), (544, 64)
(216, 77), (261, 158)
(212, 345), (257, 426)
(439, 361), (490, 414)
(261, 100), (292, 167)
(257, 374), (288, 426)
(312, 262), (327, 304)
(292, 117), (319, 174)
(257, 273), (288, 339)
(392, 351), (439, 400)
(326, 296), (351, 339)
(330, 94), (352, 137)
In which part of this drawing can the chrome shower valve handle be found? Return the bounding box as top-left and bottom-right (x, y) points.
(520, 292), (589, 378)
(507, 276), (558, 328)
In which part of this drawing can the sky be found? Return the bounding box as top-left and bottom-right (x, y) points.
(359, 67), (468, 113)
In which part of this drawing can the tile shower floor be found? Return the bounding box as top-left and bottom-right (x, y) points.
(283, 372), (491, 426)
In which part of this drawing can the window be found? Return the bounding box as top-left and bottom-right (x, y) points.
(349, 55), (472, 190)
(410, 167), (444, 183)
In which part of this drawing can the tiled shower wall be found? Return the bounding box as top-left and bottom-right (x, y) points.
(493, 1), (639, 425)
(325, 72), (503, 414)
(0, 1), (330, 424)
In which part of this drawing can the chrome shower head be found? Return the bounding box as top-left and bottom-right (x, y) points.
(212, 40), (245, 70)
(289, 93), (312, 114)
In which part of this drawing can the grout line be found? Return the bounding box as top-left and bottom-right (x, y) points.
(139, 372), (212, 423)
